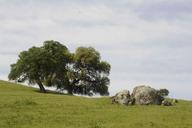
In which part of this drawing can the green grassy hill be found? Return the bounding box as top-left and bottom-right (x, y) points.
(0, 80), (192, 128)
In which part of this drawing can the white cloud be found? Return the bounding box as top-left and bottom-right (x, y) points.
(0, 0), (192, 99)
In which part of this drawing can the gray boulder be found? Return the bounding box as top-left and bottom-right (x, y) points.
(132, 85), (163, 105)
(162, 99), (172, 106)
(112, 90), (133, 105)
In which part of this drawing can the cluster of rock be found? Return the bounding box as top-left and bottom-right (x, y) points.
(111, 90), (134, 105)
(112, 85), (176, 106)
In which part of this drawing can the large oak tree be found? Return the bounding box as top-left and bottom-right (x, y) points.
(9, 41), (111, 95)
(8, 40), (73, 93)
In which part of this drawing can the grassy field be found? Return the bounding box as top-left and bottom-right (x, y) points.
(0, 80), (192, 128)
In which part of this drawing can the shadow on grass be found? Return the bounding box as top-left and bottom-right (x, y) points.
(33, 89), (72, 96)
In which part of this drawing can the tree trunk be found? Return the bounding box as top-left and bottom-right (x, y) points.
(67, 79), (80, 95)
(67, 85), (73, 95)
(36, 80), (46, 93)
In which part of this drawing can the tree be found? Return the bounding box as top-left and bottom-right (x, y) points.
(157, 89), (169, 97)
(9, 41), (111, 95)
(8, 40), (73, 93)
(63, 47), (111, 95)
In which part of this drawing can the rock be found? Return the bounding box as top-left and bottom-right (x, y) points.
(112, 86), (171, 106)
(112, 90), (133, 105)
(132, 85), (163, 105)
(162, 100), (172, 106)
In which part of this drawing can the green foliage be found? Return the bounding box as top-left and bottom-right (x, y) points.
(8, 41), (111, 95)
(65, 47), (111, 95)
(0, 80), (192, 128)
(8, 40), (73, 93)
(157, 89), (169, 97)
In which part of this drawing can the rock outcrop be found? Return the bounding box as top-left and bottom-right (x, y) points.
(132, 85), (163, 105)
(112, 85), (168, 106)
(161, 99), (172, 106)
(112, 90), (134, 105)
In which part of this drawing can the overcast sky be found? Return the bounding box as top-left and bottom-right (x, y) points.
(0, 0), (192, 100)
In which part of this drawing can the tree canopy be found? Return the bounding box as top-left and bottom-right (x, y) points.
(64, 47), (111, 95)
(9, 40), (111, 95)
(157, 89), (169, 97)
(8, 41), (73, 93)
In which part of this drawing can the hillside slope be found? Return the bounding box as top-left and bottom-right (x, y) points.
(0, 80), (192, 128)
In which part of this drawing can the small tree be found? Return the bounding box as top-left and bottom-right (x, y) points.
(157, 89), (169, 97)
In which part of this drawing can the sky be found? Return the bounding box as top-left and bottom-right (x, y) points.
(0, 0), (192, 100)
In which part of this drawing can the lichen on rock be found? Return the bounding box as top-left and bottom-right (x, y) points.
(132, 85), (163, 105)
(112, 90), (134, 105)
(112, 85), (170, 106)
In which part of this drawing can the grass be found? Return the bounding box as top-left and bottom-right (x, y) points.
(0, 80), (192, 128)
